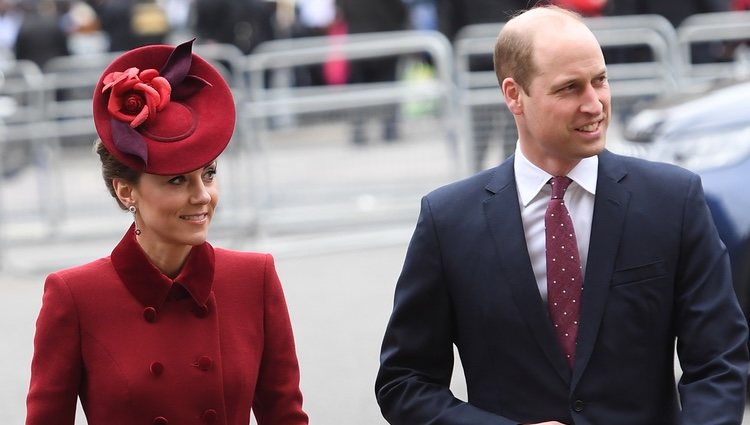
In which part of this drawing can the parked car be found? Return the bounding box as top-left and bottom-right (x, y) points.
(612, 78), (750, 318)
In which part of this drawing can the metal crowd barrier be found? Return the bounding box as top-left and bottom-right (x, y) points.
(2, 11), (750, 269)
(676, 10), (750, 87)
(239, 30), (461, 234)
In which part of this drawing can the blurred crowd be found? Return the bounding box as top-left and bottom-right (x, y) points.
(0, 0), (747, 151)
(0, 0), (747, 70)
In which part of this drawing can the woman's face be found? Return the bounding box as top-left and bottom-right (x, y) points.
(129, 162), (219, 251)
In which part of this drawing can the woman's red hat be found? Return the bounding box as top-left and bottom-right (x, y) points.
(93, 40), (235, 175)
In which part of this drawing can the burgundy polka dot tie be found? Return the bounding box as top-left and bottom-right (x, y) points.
(546, 176), (583, 368)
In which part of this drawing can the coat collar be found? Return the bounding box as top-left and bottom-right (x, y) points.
(111, 224), (215, 309)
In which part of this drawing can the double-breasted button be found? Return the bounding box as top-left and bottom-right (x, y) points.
(196, 356), (212, 371)
(150, 362), (164, 377)
(193, 304), (210, 318)
(152, 417), (168, 425)
(201, 409), (218, 423)
(573, 399), (585, 412)
(143, 307), (157, 323)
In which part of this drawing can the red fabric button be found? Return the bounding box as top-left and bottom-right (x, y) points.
(152, 417), (168, 425)
(201, 409), (218, 423)
(196, 356), (212, 371)
(193, 304), (209, 318)
(150, 362), (164, 377)
(143, 307), (157, 323)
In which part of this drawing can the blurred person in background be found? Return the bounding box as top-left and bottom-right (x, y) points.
(552, 0), (606, 16)
(0, 0), (22, 59)
(605, 0), (730, 28)
(604, 0), (731, 63)
(404, 0), (437, 31)
(438, 0), (527, 171)
(337, 0), (408, 144)
(292, 0), (336, 86)
(14, 0), (69, 67)
(160, 0), (193, 42)
(25, 39), (308, 425)
(193, 0), (275, 54)
(91, 0), (169, 52)
(89, 0), (134, 51)
(376, 5), (748, 424)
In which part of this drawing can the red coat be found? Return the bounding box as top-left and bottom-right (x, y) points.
(26, 226), (308, 425)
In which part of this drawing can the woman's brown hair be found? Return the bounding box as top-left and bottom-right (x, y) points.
(95, 139), (141, 210)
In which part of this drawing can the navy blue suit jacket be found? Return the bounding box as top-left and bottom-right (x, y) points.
(376, 150), (749, 425)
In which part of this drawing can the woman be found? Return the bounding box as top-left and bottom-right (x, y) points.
(26, 40), (308, 425)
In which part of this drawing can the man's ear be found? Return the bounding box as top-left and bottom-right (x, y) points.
(113, 178), (136, 207)
(502, 77), (524, 115)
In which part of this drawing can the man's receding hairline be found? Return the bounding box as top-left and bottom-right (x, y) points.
(503, 5), (584, 33)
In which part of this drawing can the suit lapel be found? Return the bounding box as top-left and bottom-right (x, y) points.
(572, 150), (630, 388)
(483, 159), (571, 382)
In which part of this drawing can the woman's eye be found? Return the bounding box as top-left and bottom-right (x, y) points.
(168, 176), (185, 185)
(204, 169), (217, 180)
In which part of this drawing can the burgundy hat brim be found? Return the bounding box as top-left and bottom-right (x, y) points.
(93, 42), (235, 175)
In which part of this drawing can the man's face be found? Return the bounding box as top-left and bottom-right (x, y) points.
(515, 23), (610, 174)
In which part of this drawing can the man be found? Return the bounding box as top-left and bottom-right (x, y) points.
(336, 0), (408, 144)
(375, 5), (749, 425)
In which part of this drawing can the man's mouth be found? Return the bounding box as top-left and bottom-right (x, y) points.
(577, 120), (602, 132)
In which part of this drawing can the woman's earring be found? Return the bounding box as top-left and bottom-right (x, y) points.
(128, 205), (141, 235)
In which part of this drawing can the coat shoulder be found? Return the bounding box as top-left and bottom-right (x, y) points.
(213, 248), (272, 267)
(602, 150), (698, 186)
(212, 248), (278, 282)
(48, 257), (116, 289)
(426, 166), (498, 205)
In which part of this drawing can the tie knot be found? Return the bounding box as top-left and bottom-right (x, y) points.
(550, 176), (572, 199)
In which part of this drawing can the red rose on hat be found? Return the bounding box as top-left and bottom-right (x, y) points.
(103, 67), (171, 128)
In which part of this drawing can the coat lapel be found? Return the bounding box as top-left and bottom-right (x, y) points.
(483, 158), (571, 382)
(572, 150), (630, 388)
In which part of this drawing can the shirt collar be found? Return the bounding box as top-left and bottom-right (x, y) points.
(513, 142), (599, 207)
(111, 224), (215, 309)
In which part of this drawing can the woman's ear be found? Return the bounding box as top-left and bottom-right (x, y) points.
(502, 77), (523, 115)
(113, 178), (136, 207)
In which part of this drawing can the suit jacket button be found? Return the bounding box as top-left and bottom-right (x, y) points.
(196, 356), (212, 371)
(150, 361), (164, 377)
(152, 417), (168, 425)
(202, 409), (218, 423)
(143, 307), (157, 323)
(573, 399), (585, 412)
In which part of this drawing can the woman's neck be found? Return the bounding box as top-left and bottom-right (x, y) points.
(136, 237), (192, 279)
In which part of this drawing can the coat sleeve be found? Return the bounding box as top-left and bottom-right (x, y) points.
(252, 254), (309, 425)
(674, 175), (749, 425)
(26, 273), (82, 425)
(375, 196), (520, 425)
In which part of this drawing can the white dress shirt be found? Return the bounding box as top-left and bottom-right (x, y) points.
(513, 144), (598, 301)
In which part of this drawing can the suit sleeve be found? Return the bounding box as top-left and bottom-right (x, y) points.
(26, 273), (82, 425)
(674, 175), (749, 425)
(252, 254), (309, 425)
(375, 196), (520, 425)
